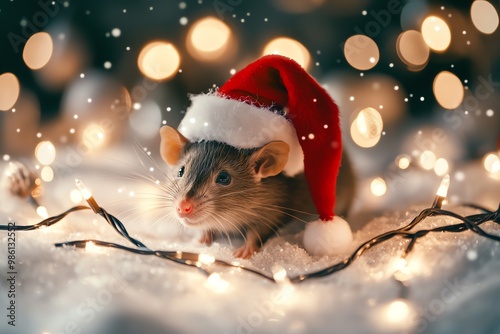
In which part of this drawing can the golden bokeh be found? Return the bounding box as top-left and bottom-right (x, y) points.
(35, 141), (56, 165)
(434, 158), (449, 176)
(263, 37), (310, 69)
(344, 35), (379, 71)
(419, 150), (436, 170)
(483, 153), (500, 173)
(0, 72), (20, 111)
(370, 177), (387, 197)
(23, 32), (53, 70)
(471, 0), (499, 34)
(421, 16), (451, 52)
(41, 165), (54, 182)
(396, 155), (411, 169)
(433, 71), (464, 109)
(350, 107), (383, 148)
(187, 17), (233, 61)
(138, 41), (180, 81)
(396, 30), (429, 70)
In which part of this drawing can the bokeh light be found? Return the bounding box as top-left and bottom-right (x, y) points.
(421, 16), (451, 52)
(187, 17), (233, 62)
(272, 0), (324, 13)
(82, 124), (106, 151)
(129, 101), (162, 139)
(471, 0), (499, 34)
(350, 107), (383, 148)
(419, 150), (436, 170)
(70, 189), (83, 203)
(41, 166), (54, 182)
(396, 155), (411, 169)
(483, 153), (500, 173)
(382, 299), (414, 327)
(0, 72), (20, 111)
(433, 71), (464, 109)
(263, 37), (310, 69)
(396, 30), (429, 70)
(138, 41), (180, 81)
(344, 35), (379, 70)
(370, 177), (387, 197)
(434, 158), (449, 176)
(23, 32), (53, 70)
(35, 141), (56, 165)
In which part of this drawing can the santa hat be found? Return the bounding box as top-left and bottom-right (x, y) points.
(178, 55), (352, 256)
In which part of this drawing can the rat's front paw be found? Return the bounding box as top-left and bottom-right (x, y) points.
(233, 242), (260, 259)
(199, 230), (213, 245)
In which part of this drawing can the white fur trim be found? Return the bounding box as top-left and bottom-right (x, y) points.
(303, 217), (353, 256)
(178, 94), (304, 176)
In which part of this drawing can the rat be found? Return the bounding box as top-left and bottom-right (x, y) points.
(159, 125), (355, 259)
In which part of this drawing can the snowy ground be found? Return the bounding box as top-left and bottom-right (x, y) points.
(1, 147), (500, 334)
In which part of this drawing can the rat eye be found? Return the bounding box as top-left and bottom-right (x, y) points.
(216, 171), (231, 186)
(178, 166), (185, 178)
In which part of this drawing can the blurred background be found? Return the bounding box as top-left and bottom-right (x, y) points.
(1, 0), (499, 220)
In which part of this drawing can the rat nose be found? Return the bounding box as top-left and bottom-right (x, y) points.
(176, 198), (193, 217)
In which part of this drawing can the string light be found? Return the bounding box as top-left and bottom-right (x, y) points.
(432, 174), (450, 209)
(1, 177), (499, 285)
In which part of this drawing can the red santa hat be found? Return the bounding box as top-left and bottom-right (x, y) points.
(178, 55), (352, 256)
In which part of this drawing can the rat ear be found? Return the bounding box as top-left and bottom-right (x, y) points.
(252, 141), (290, 178)
(159, 126), (189, 165)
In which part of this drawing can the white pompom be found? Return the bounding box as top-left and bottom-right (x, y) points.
(303, 216), (353, 256)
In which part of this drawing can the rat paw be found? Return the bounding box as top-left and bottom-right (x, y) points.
(233, 243), (260, 259)
(199, 230), (213, 245)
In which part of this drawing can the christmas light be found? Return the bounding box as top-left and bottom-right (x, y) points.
(36, 206), (49, 219)
(206, 273), (229, 293)
(2, 178), (500, 285)
(432, 174), (450, 209)
(75, 179), (102, 214)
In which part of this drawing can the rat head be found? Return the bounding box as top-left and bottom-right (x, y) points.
(159, 125), (290, 231)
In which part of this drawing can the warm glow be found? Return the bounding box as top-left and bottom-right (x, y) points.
(75, 179), (92, 200)
(396, 155), (411, 169)
(421, 16), (451, 52)
(187, 17), (231, 62)
(419, 150), (436, 170)
(436, 174), (450, 198)
(272, 265), (288, 284)
(433, 71), (464, 109)
(263, 37), (310, 69)
(484, 153), (500, 173)
(0, 72), (20, 111)
(23, 32), (53, 70)
(344, 35), (379, 70)
(41, 166), (54, 182)
(206, 273), (229, 293)
(35, 141), (56, 165)
(138, 41), (180, 80)
(198, 253), (215, 265)
(37, 206), (49, 219)
(82, 124), (106, 149)
(471, 1), (499, 34)
(384, 299), (412, 324)
(396, 30), (429, 70)
(370, 177), (387, 197)
(434, 158), (449, 176)
(350, 107), (383, 148)
(85, 241), (101, 253)
(70, 189), (83, 203)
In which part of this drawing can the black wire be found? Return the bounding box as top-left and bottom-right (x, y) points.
(0, 206), (90, 231)
(1, 202), (499, 284)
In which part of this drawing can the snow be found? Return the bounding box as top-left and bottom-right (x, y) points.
(1, 147), (500, 334)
